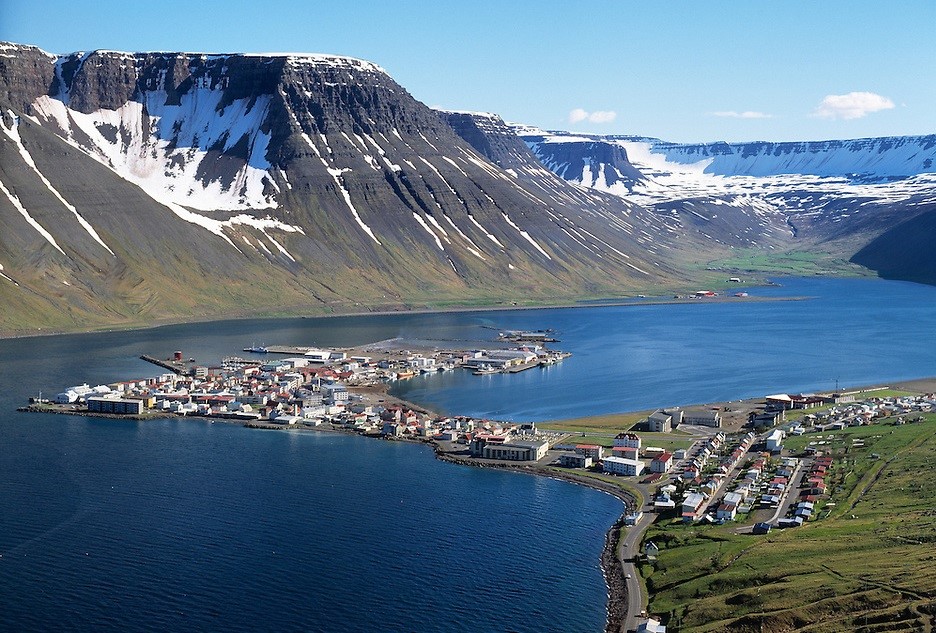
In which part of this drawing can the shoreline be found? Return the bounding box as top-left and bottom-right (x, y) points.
(0, 289), (807, 341)
(17, 373), (936, 633)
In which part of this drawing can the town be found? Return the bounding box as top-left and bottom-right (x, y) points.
(20, 346), (936, 633)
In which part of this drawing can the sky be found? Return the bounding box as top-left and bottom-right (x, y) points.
(2, 0), (934, 143)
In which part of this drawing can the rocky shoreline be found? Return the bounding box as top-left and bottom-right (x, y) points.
(432, 446), (638, 633)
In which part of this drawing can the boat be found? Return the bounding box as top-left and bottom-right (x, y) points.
(243, 344), (269, 353)
(472, 364), (500, 375)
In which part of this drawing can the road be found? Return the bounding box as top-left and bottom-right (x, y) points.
(619, 490), (656, 632)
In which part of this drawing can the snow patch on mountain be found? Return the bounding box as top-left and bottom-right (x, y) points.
(2, 111), (114, 254)
(0, 177), (65, 254)
(32, 86), (276, 212)
(516, 128), (936, 211)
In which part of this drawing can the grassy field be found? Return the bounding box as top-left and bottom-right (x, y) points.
(700, 249), (869, 278)
(540, 412), (697, 451)
(642, 414), (936, 632)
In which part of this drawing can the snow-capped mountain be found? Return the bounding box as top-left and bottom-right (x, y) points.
(0, 43), (706, 334)
(514, 127), (936, 248)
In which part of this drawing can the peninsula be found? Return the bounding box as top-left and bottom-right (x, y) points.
(19, 335), (936, 632)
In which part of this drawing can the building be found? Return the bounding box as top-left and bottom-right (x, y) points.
(612, 446), (638, 460)
(637, 617), (666, 633)
(575, 444), (604, 460)
(613, 432), (641, 449)
(602, 456), (644, 476)
(749, 410), (784, 427)
(647, 408), (683, 432)
(482, 440), (549, 461)
(87, 396), (144, 415)
(681, 492), (707, 520)
(559, 453), (592, 468)
(683, 408), (722, 427)
(716, 502), (738, 521)
(650, 452), (673, 473)
(765, 429), (785, 452)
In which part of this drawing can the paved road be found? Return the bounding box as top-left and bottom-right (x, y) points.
(620, 493), (656, 632)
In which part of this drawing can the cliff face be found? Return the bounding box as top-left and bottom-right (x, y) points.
(0, 43), (699, 335)
(513, 127), (936, 277)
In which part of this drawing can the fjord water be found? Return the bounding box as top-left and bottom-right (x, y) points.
(2, 277), (936, 631)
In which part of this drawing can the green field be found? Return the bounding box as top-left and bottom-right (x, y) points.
(642, 415), (936, 632)
(540, 413), (696, 451)
(700, 249), (869, 278)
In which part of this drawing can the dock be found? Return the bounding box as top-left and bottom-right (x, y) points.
(140, 354), (188, 374)
(263, 345), (322, 355)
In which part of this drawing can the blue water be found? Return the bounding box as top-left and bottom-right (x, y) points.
(391, 277), (936, 420)
(2, 276), (936, 632)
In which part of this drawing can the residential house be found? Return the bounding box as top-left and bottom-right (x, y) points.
(650, 452), (673, 473)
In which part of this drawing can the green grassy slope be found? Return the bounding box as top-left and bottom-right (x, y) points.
(643, 416), (936, 632)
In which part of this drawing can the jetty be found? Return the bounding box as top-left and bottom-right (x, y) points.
(139, 354), (188, 374)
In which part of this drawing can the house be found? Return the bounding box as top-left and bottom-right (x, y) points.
(623, 511), (643, 526)
(765, 429), (785, 453)
(381, 421), (404, 437)
(636, 617), (666, 633)
(681, 492), (707, 519)
(602, 456), (644, 476)
(716, 502), (738, 521)
(559, 453), (592, 469)
(752, 522), (772, 535)
(653, 494), (676, 511)
(650, 452), (673, 473)
(643, 541), (660, 560)
(575, 444), (604, 460)
(613, 432), (641, 449)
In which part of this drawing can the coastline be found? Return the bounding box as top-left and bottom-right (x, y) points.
(0, 289), (807, 341)
(17, 374), (936, 633)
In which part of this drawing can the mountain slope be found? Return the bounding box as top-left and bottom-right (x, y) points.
(514, 127), (936, 277)
(0, 43), (705, 335)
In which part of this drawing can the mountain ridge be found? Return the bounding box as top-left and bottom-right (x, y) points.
(0, 42), (701, 336)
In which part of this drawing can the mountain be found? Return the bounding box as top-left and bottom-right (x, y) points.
(514, 127), (936, 277)
(0, 43), (706, 335)
(2, 41), (933, 336)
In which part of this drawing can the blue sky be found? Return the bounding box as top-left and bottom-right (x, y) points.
(2, 0), (933, 142)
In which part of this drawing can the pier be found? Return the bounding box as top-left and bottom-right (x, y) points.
(139, 354), (188, 374)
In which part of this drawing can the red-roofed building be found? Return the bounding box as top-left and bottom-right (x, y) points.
(575, 444), (604, 460)
(650, 452), (673, 473)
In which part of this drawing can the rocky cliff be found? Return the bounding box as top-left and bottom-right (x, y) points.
(0, 43), (705, 335)
(514, 127), (936, 277)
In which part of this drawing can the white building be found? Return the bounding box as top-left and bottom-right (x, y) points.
(637, 618), (666, 633)
(766, 429), (785, 452)
(602, 456), (644, 476)
(650, 452), (673, 473)
(482, 440), (549, 461)
(613, 432), (641, 449)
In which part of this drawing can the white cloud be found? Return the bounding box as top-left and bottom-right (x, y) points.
(568, 108), (617, 124)
(812, 91), (895, 120)
(588, 110), (617, 123)
(711, 110), (773, 119)
(568, 108), (589, 123)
